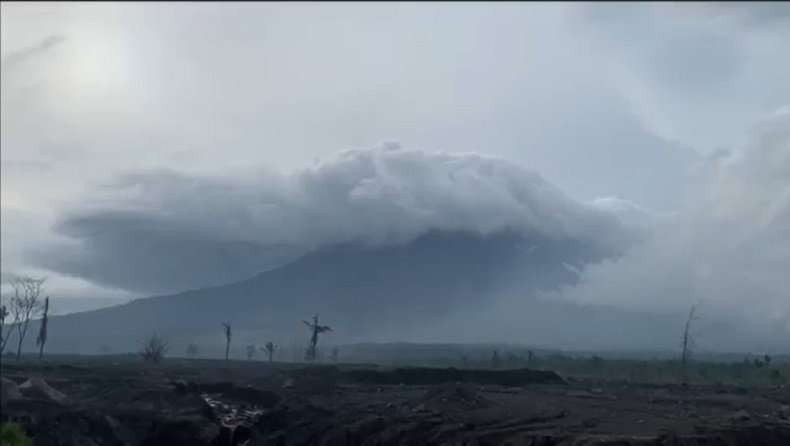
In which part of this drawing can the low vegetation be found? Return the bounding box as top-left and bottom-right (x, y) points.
(139, 333), (168, 363)
(0, 422), (32, 446)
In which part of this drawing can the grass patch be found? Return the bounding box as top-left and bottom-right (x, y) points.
(0, 423), (32, 446)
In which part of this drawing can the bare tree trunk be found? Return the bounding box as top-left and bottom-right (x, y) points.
(302, 315), (331, 362)
(10, 277), (45, 360)
(37, 297), (49, 360)
(16, 331), (24, 360)
(0, 304), (11, 355)
(680, 304), (699, 385)
(16, 315), (35, 361)
(222, 322), (231, 361)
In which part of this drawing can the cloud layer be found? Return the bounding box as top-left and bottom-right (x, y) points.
(32, 145), (630, 294)
(551, 110), (790, 351)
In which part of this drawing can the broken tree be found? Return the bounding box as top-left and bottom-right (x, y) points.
(303, 314), (332, 361)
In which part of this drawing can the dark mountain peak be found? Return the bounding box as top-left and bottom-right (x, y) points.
(37, 227), (614, 354)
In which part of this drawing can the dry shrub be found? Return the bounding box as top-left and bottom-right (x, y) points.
(140, 333), (168, 363)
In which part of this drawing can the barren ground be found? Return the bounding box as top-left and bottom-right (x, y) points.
(2, 355), (790, 445)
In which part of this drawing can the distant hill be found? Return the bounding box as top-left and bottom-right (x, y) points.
(25, 227), (781, 357)
(32, 229), (621, 355)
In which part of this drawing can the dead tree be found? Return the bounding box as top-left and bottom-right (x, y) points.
(491, 350), (502, 369)
(9, 276), (45, 360)
(186, 343), (199, 358)
(261, 342), (276, 362)
(330, 346), (339, 362)
(303, 314), (332, 362)
(680, 303), (701, 385)
(222, 322), (232, 361)
(0, 302), (9, 355)
(140, 333), (168, 363)
(246, 344), (256, 360)
(36, 296), (50, 360)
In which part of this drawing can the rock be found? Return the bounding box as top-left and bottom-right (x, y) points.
(348, 415), (386, 439)
(1, 377), (23, 403)
(18, 377), (68, 404)
(582, 418), (599, 428)
(171, 379), (191, 394)
(282, 378), (294, 389)
(730, 410), (751, 422)
(777, 405), (789, 420)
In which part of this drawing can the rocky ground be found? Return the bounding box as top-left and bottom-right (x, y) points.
(2, 356), (790, 445)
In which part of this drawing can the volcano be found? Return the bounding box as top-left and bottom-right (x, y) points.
(36, 229), (620, 355)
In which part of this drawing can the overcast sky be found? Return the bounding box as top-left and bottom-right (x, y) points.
(2, 2), (789, 349)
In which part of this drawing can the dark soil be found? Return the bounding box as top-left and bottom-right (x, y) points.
(340, 366), (566, 386)
(2, 357), (789, 445)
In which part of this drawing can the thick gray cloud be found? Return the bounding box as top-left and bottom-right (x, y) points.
(551, 110), (790, 351)
(33, 146), (630, 294)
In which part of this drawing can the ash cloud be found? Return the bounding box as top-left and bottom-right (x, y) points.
(550, 110), (790, 351)
(33, 144), (630, 294)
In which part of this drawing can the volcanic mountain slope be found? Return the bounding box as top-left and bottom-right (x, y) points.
(36, 229), (621, 354)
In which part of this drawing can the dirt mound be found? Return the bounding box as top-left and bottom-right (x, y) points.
(18, 378), (68, 404)
(342, 366), (566, 386)
(1, 377), (23, 403)
(420, 383), (492, 409)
